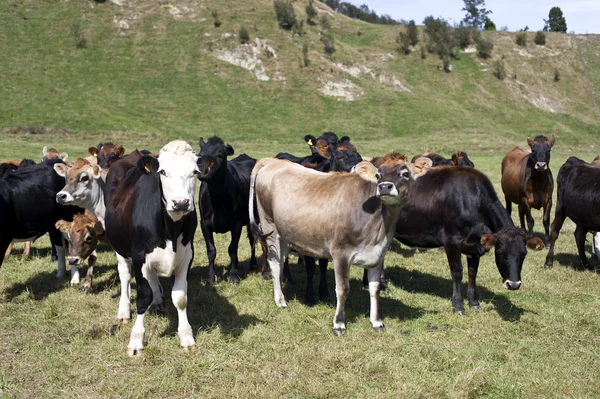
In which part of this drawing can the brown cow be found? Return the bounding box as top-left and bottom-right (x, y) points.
(88, 143), (125, 169)
(501, 135), (555, 243)
(55, 212), (104, 292)
(409, 150), (475, 168)
(250, 155), (416, 335)
(42, 146), (68, 162)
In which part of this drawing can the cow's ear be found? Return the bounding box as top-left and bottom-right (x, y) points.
(480, 234), (496, 250)
(526, 237), (545, 251)
(42, 146), (49, 158)
(340, 136), (350, 142)
(118, 146), (125, 156)
(199, 137), (206, 148)
(137, 155), (159, 175)
(53, 163), (68, 177)
(88, 147), (98, 157)
(226, 145), (234, 156)
(92, 165), (102, 179)
(59, 152), (68, 161)
(304, 135), (317, 147)
(92, 220), (105, 237)
(451, 153), (458, 165)
(408, 157), (433, 180)
(548, 135), (556, 148)
(527, 137), (534, 148)
(55, 220), (72, 233)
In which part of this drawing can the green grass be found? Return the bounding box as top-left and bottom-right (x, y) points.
(1, 0), (600, 397)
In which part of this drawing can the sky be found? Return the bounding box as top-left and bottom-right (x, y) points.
(347, 1), (600, 34)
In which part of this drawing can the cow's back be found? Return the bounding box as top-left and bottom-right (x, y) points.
(501, 146), (529, 202)
(555, 157), (600, 229)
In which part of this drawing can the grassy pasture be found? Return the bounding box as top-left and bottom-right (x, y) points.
(1, 137), (600, 398)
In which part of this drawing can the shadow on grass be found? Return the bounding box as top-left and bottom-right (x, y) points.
(554, 252), (600, 272)
(3, 263), (117, 302)
(384, 266), (525, 322)
(156, 265), (263, 339)
(388, 241), (418, 258)
(280, 261), (425, 324)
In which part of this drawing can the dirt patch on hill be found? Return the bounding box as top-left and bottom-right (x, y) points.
(213, 38), (280, 82)
(318, 78), (363, 101)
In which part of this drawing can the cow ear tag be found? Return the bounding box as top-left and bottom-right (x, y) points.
(144, 164), (151, 174)
(307, 139), (313, 146)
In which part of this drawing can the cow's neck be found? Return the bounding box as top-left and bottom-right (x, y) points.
(204, 170), (230, 201)
(89, 178), (107, 224)
(487, 198), (515, 233)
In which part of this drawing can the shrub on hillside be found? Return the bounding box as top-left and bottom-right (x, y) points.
(70, 23), (87, 49)
(554, 68), (560, 82)
(442, 57), (452, 73)
(534, 31), (546, 45)
(516, 32), (527, 47)
(407, 20), (419, 46)
(292, 20), (305, 37)
(484, 18), (496, 31)
(397, 32), (411, 55)
(302, 43), (310, 67)
(319, 15), (330, 31)
(306, 0), (317, 25)
(493, 55), (506, 80)
(454, 26), (476, 49)
(420, 46), (427, 59)
(476, 37), (493, 59)
(274, 0), (297, 30)
(239, 26), (250, 44)
(212, 10), (221, 28)
(321, 33), (336, 56)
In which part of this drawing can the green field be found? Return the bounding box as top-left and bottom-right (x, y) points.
(1, 0), (600, 397)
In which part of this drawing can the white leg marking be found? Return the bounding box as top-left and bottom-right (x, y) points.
(69, 264), (81, 285)
(268, 244), (287, 308)
(172, 247), (194, 349)
(116, 253), (132, 321)
(127, 312), (145, 356)
(368, 265), (384, 331)
(55, 244), (66, 279)
(594, 232), (600, 259)
(332, 258), (350, 333)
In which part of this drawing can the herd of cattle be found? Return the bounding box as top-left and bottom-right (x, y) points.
(0, 133), (598, 355)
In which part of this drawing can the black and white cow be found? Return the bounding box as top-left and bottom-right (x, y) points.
(104, 140), (199, 355)
(0, 159), (82, 279)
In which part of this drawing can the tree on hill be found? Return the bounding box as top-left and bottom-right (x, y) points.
(461, 0), (492, 29)
(543, 7), (567, 33)
(321, 1), (401, 25)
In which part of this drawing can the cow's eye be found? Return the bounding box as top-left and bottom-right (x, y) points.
(159, 170), (166, 176)
(85, 235), (92, 242)
(80, 175), (89, 182)
(375, 172), (382, 180)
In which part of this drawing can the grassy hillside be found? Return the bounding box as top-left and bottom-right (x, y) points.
(0, 0), (599, 161)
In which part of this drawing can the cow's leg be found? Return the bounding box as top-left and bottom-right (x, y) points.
(505, 197), (512, 216)
(51, 242), (58, 262)
(445, 245), (465, 315)
(542, 198), (553, 245)
(466, 256), (480, 310)
(23, 241), (31, 258)
(545, 203), (566, 268)
(68, 238), (81, 285)
(304, 256), (317, 305)
(3, 242), (13, 260)
(148, 270), (164, 307)
(81, 250), (96, 293)
(228, 224), (242, 285)
(518, 203), (526, 231)
(318, 258), (330, 302)
(367, 263), (384, 333)
(201, 222), (217, 286)
(49, 230), (67, 279)
(282, 256), (294, 283)
(332, 256), (350, 336)
(247, 225), (258, 271)
(267, 237), (288, 308)
(172, 243), (195, 349)
(574, 225), (590, 269)
(116, 253), (132, 321)
(521, 199), (534, 236)
(0, 235), (13, 268)
(128, 255), (153, 356)
(594, 232), (600, 260)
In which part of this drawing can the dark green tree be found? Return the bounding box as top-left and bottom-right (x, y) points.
(306, 0), (317, 24)
(406, 20), (419, 46)
(461, 0), (492, 29)
(543, 7), (567, 33)
(484, 18), (496, 31)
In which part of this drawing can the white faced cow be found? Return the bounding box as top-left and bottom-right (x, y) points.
(104, 140), (200, 355)
(249, 155), (416, 335)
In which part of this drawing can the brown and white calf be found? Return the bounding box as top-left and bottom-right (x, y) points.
(55, 212), (104, 292)
(250, 156), (415, 335)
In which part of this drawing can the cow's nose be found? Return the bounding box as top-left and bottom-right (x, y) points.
(68, 257), (80, 265)
(503, 280), (522, 290)
(172, 198), (190, 211)
(377, 182), (395, 195)
(56, 192), (68, 202)
(535, 162), (547, 170)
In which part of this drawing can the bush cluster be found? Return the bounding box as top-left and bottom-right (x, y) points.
(476, 37), (493, 59)
(534, 31), (546, 45)
(493, 55), (506, 80)
(516, 32), (527, 47)
(274, 0), (296, 30)
(239, 26), (250, 44)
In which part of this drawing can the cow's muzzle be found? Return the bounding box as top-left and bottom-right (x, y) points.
(503, 280), (522, 290)
(56, 191), (72, 204)
(376, 182), (398, 197)
(171, 198), (191, 211)
(535, 162), (547, 171)
(67, 257), (81, 265)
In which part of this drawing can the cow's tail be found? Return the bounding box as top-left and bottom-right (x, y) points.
(248, 160), (271, 252)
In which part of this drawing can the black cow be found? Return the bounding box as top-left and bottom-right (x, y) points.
(545, 157), (600, 269)
(197, 136), (257, 286)
(0, 159), (82, 279)
(0, 159), (36, 178)
(395, 167), (543, 314)
(104, 140), (199, 355)
(410, 150), (475, 168)
(275, 133), (363, 304)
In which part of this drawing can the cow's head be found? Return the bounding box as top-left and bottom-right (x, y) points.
(56, 213), (104, 265)
(42, 146), (68, 162)
(304, 135), (318, 155)
(54, 158), (102, 206)
(140, 140), (199, 221)
(527, 135), (555, 172)
(89, 143), (125, 169)
(329, 136), (363, 172)
(452, 150), (475, 168)
(197, 136), (233, 181)
(480, 227), (544, 290)
(374, 153), (412, 206)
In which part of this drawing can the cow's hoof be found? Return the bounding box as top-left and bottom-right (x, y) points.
(119, 318), (130, 324)
(333, 328), (346, 337)
(544, 262), (553, 268)
(51, 254), (58, 262)
(127, 347), (143, 357)
(80, 285), (93, 294)
(372, 324), (385, 334)
(304, 297), (317, 307)
(455, 309), (466, 316)
(230, 275), (240, 285)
